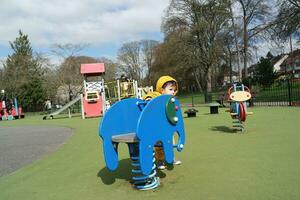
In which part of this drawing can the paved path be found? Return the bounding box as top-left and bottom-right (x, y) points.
(0, 126), (73, 177)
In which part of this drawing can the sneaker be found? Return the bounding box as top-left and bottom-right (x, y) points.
(157, 165), (166, 170)
(157, 161), (166, 170)
(173, 160), (182, 165)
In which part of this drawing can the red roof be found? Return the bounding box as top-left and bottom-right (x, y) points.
(80, 63), (105, 74)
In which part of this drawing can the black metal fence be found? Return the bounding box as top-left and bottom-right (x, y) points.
(178, 79), (300, 107)
(250, 79), (300, 106)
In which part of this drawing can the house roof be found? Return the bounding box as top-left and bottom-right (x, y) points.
(283, 49), (300, 65)
(274, 54), (289, 71)
(246, 53), (289, 73)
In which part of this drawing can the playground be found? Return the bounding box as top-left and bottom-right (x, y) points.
(0, 106), (299, 200)
(1, 1), (300, 198)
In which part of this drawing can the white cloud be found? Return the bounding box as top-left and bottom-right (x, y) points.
(0, 0), (171, 64)
(0, 0), (170, 64)
(0, 0), (170, 48)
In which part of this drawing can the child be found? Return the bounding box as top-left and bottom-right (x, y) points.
(142, 75), (182, 170)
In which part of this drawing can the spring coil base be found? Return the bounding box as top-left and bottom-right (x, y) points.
(232, 119), (245, 132)
(129, 144), (159, 190)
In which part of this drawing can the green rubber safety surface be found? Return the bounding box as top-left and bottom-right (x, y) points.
(1, 107), (300, 200)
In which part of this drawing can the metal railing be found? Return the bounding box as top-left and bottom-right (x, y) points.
(251, 79), (300, 106)
(177, 79), (300, 107)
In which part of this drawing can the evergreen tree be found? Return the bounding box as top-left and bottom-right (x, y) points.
(254, 56), (275, 88)
(3, 30), (45, 111)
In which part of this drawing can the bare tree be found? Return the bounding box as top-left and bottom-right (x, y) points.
(235, 0), (272, 78)
(50, 43), (88, 102)
(273, 0), (300, 41)
(141, 40), (159, 84)
(162, 0), (231, 102)
(51, 43), (88, 59)
(229, 1), (242, 80)
(33, 52), (58, 100)
(97, 57), (118, 81)
(117, 40), (158, 83)
(117, 41), (143, 81)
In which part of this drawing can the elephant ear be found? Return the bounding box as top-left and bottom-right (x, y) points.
(136, 95), (174, 174)
(165, 97), (178, 125)
(136, 95), (186, 174)
(172, 98), (186, 152)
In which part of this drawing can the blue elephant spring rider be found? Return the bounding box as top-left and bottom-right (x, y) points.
(99, 95), (185, 190)
(227, 83), (253, 131)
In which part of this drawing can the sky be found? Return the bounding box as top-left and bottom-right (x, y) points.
(0, 0), (299, 67)
(0, 0), (170, 64)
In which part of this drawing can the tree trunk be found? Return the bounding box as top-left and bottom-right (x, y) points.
(204, 68), (212, 103)
(230, 2), (241, 81)
(229, 52), (232, 83)
(243, 15), (248, 79)
(192, 68), (202, 91)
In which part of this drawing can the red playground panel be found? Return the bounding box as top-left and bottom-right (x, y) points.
(83, 96), (103, 117)
(80, 63), (105, 118)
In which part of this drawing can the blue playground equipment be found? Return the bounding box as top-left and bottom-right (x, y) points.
(228, 83), (253, 131)
(99, 95), (185, 190)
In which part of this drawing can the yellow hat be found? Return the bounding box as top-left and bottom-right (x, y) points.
(142, 91), (161, 100)
(156, 75), (178, 95)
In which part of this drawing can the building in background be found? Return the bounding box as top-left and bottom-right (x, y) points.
(280, 49), (300, 78)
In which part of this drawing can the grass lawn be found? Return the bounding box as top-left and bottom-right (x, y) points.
(0, 106), (300, 200)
